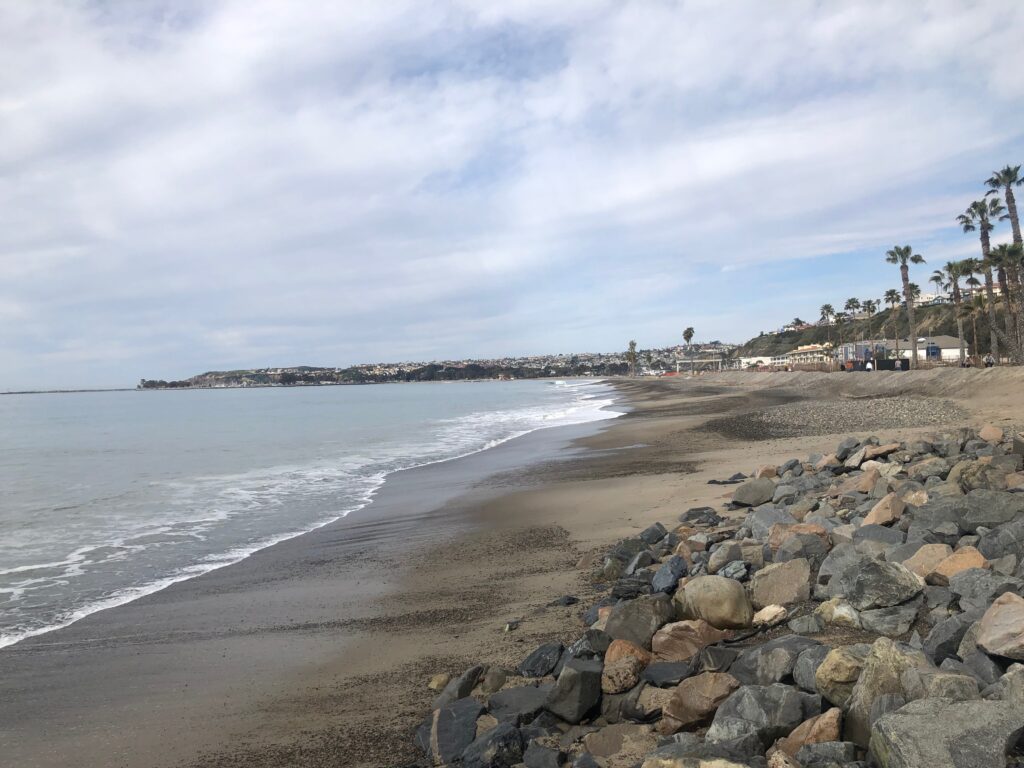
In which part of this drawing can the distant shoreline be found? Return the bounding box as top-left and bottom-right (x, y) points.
(0, 388), (136, 396)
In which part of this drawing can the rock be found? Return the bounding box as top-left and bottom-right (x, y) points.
(481, 667), (508, 695)
(815, 645), (870, 708)
(756, 465), (779, 479)
(899, 666), (979, 702)
(979, 424), (1004, 442)
(602, 655), (645, 694)
(705, 683), (822, 749)
(426, 697), (486, 764)
(461, 721), (524, 768)
(829, 557), (923, 611)
(976, 591), (1024, 660)
(959, 489), (1024, 533)
(428, 672), (451, 691)
(775, 707), (842, 757)
(641, 522), (669, 545)
(754, 605), (788, 625)
(750, 559), (811, 609)
(489, 684), (553, 725)
(869, 698), (1024, 768)
(719, 561), (748, 581)
(642, 661), (694, 687)
(864, 493), (906, 526)
(795, 741), (858, 766)
(582, 722), (658, 762)
(674, 575), (754, 630)
(636, 684), (673, 718)
(708, 542), (742, 575)
(523, 741), (565, 768)
(976, 517), (1024, 560)
(749, 507), (800, 539)
(660, 672), (740, 733)
(733, 478), (777, 507)
(519, 644), (565, 678)
(860, 594), (924, 637)
(729, 635), (820, 686)
(605, 638), (653, 666)
(788, 613), (825, 634)
(698, 645), (740, 674)
(652, 620), (731, 662)
(901, 543), (953, 578)
(783, 647), (825, 695)
(923, 614), (974, 665)
(815, 597), (861, 629)
(435, 665), (486, 707)
(948, 568), (1024, 613)
(845, 637), (932, 748)
(544, 658), (603, 724)
(866, 442), (902, 460)
(907, 456), (951, 482)
(652, 556), (689, 593)
(605, 594), (674, 649)
(925, 546), (988, 586)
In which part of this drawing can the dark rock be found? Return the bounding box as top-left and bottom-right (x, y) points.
(859, 594), (924, 637)
(680, 506), (723, 526)
(796, 741), (858, 767)
(610, 576), (653, 600)
(640, 522), (669, 545)
(828, 556), (924, 610)
(567, 629), (612, 660)
(747, 506), (799, 539)
(789, 613), (825, 635)
(817, 544), (862, 585)
(854, 524), (906, 546)
(651, 555), (688, 593)
(544, 658), (603, 724)
(424, 697), (485, 764)
(948, 568), (1023, 613)
(960, 489), (1024, 533)
(706, 683), (822, 749)
(434, 665), (486, 707)
(793, 645), (832, 694)
(571, 753), (600, 768)
(625, 550), (658, 576)
(642, 661), (693, 687)
(868, 693), (906, 729)
(548, 595), (579, 607)
(777, 533), (831, 570)
(489, 684), (553, 725)
(719, 560), (748, 580)
(581, 597), (615, 626)
(729, 636), (820, 686)
(523, 741), (565, 768)
(923, 614), (973, 665)
(869, 698), (1024, 767)
(977, 517), (1024, 561)
(837, 437), (861, 461)
(462, 722), (524, 768)
(961, 650), (1003, 686)
(518, 643), (564, 678)
(604, 593), (673, 649)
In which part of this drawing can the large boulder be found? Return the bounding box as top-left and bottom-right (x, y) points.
(815, 644), (871, 708)
(461, 722), (524, 768)
(674, 576), (754, 630)
(605, 594), (674, 649)
(544, 658), (603, 724)
(900, 543), (952, 578)
(728, 635), (820, 686)
(424, 697), (486, 764)
(976, 591), (1024, 661)
(749, 559), (811, 609)
(948, 568), (1024, 613)
(859, 594), (924, 637)
(774, 707), (842, 758)
(733, 478), (777, 507)
(518, 643), (564, 678)
(828, 556), (923, 611)
(660, 671), (740, 733)
(924, 546), (988, 586)
(488, 684), (552, 725)
(959, 489), (1024, 532)
(845, 638), (932, 748)
(870, 698), (1024, 768)
(651, 555), (689, 593)
(652, 620), (731, 662)
(705, 683), (822, 749)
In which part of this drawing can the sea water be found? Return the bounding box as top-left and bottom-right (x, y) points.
(0, 379), (619, 648)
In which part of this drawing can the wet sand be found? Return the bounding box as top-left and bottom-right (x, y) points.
(2, 371), (1021, 768)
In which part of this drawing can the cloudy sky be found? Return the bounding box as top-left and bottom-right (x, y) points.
(3, 1), (1024, 388)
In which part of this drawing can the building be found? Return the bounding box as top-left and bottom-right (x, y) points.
(784, 343), (833, 365)
(837, 336), (968, 364)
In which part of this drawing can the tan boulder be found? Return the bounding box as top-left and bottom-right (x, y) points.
(865, 442), (902, 460)
(1006, 472), (1024, 489)
(979, 424), (1004, 443)
(606, 638), (653, 666)
(845, 637), (932, 748)
(863, 492), (905, 526)
(815, 645), (869, 708)
(925, 546), (989, 586)
(674, 575), (754, 630)
(583, 722), (658, 761)
(977, 592), (1024, 660)
(755, 464), (778, 479)
(767, 523), (830, 553)
(775, 707), (842, 757)
(428, 673), (451, 691)
(753, 605), (788, 625)
(901, 543), (953, 578)
(767, 752), (802, 768)
(898, 487), (929, 507)
(749, 558), (811, 609)
(660, 672), (740, 733)
(652, 620), (731, 662)
(602, 655), (645, 694)
(816, 597), (861, 629)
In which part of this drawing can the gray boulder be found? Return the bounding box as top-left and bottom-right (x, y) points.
(650, 555), (687, 593)
(604, 593), (673, 649)
(793, 645), (831, 693)
(434, 664), (486, 707)
(462, 721), (524, 768)
(870, 698), (1024, 767)
(422, 697), (486, 764)
(705, 683), (822, 748)
(733, 478), (777, 507)
(859, 594), (924, 637)
(948, 568), (1023, 613)
(544, 658), (603, 724)
(518, 643), (564, 678)
(922, 614), (973, 665)
(829, 556), (923, 611)
(728, 635), (820, 686)
(959, 489), (1024, 532)
(489, 684), (553, 725)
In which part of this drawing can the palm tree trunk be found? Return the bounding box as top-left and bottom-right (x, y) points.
(902, 264), (917, 368)
(997, 266), (1017, 352)
(1007, 185), (1023, 247)
(891, 310), (899, 361)
(979, 230), (999, 360)
(951, 285), (965, 364)
(972, 314), (979, 363)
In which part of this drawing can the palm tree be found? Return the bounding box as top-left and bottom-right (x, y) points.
(884, 289), (901, 361)
(986, 165), (1023, 247)
(886, 245), (925, 368)
(683, 327), (695, 373)
(930, 269), (947, 297)
(960, 294), (987, 364)
(819, 304), (835, 361)
(626, 340), (638, 376)
(942, 260), (969, 364)
(990, 243), (1024, 360)
(958, 198), (1005, 361)
(844, 297), (861, 315)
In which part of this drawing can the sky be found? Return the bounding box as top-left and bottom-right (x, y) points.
(3, 1), (1024, 389)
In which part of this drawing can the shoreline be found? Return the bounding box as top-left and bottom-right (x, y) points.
(3, 371), (1023, 767)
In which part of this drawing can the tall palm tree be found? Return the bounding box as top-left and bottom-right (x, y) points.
(819, 304), (835, 362)
(986, 165), (1023, 248)
(930, 269), (947, 297)
(942, 260), (968, 364)
(683, 327), (695, 373)
(626, 340), (638, 376)
(990, 243), (1024, 360)
(960, 294), (987, 364)
(958, 198), (1005, 361)
(884, 289), (901, 360)
(886, 245), (925, 368)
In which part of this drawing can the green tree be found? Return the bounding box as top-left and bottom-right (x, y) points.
(930, 269), (947, 297)
(886, 245), (926, 368)
(990, 242), (1024, 361)
(942, 260), (969, 364)
(986, 165), (1023, 247)
(958, 198), (1005, 361)
(683, 327), (695, 372)
(626, 340), (638, 376)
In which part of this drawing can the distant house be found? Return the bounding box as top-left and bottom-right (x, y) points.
(784, 343), (833, 365)
(838, 336), (967, 363)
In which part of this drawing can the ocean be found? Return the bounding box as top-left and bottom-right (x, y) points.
(0, 379), (619, 648)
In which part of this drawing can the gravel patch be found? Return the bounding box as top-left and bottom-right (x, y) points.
(701, 396), (968, 440)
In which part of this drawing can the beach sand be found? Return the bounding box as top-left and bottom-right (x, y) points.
(2, 369), (1023, 768)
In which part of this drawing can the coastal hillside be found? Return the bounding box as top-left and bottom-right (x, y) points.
(733, 303), (995, 358)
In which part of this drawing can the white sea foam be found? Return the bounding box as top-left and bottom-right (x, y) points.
(0, 381), (620, 649)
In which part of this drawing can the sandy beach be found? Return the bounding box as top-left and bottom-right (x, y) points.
(3, 369), (1024, 768)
